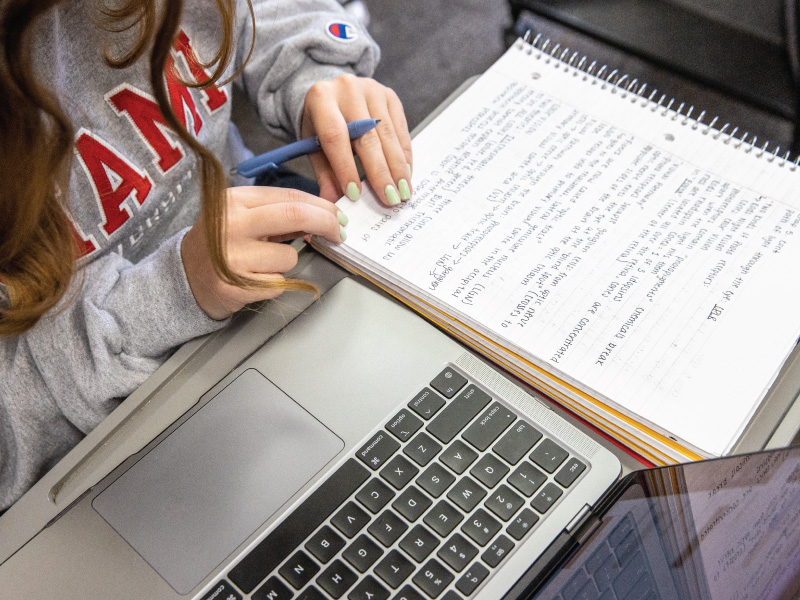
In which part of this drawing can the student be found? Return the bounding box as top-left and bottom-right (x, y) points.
(0, 0), (413, 510)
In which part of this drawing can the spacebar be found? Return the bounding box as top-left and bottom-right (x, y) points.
(228, 458), (369, 593)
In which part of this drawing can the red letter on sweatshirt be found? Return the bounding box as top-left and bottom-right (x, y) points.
(74, 129), (152, 237)
(172, 29), (228, 112)
(70, 221), (98, 257)
(108, 84), (186, 173)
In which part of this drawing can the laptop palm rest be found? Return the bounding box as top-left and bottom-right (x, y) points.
(91, 368), (343, 594)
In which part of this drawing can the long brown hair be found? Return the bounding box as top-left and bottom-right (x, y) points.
(0, 0), (313, 337)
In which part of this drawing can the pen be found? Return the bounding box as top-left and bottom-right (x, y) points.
(231, 118), (380, 178)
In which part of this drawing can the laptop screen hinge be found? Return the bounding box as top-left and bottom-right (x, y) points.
(565, 504), (592, 533)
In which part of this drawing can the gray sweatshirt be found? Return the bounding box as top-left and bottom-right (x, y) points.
(0, 0), (379, 510)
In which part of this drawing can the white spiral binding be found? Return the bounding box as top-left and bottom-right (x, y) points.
(519, 31), (797, 171)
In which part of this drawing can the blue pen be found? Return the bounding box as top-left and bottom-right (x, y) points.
(232, 118), (380, 178)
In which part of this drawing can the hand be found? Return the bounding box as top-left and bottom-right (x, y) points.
(301, 74), (413, 206)
(181, 186), (346, 320)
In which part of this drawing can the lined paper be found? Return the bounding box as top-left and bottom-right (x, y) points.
(316, 43), (800, 460)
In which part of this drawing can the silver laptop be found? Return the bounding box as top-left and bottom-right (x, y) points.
(1, 251), (799, 599)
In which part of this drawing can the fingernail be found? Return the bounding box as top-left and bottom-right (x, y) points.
(337, 211), (349, 227)
(407, 162), (413, 178)
(385, 184), (401, 205)
(340, 225), (347, 242)
(398, 178), (411, 201)
(346, 181), (360, 201)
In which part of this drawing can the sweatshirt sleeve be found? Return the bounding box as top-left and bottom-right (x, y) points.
(235, 0), (380, 140)
(0, 229), (227, 509)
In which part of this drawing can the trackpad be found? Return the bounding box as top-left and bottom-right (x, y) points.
(92, 369), (343, 594)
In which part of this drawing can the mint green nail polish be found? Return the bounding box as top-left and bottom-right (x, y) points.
(340, 225), (347, 242)
(385, 184), (401, 205)
(398, 179), (411, 201)
(337, 211), (349, 227)
(346, 181), (360, 201)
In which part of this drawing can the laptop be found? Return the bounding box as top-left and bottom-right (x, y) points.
(0, 260), (799, 600)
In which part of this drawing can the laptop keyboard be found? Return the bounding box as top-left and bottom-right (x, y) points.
(546, 515), (661, 600)
(211, 366), (589, 600)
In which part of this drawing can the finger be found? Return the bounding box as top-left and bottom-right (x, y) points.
(367, 88), (412, 198)
(307, 151), (345, 202)
(386, 90), (413, 185)
(352, 117), (399, 206)
(232, 238), (300, 274)
(245, 196), (346, 244)
(304, 84), (363, 202)
(234, 186), (332, 210)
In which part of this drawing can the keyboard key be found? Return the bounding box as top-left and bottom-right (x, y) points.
(439, 440), (478, 475)
(481, 535), (514, 567)
(529, 438), (569, 473)
(387, 409), (424, 442)
(357, 478), (396, 513)
(298, 586), (326, 600)
(492, 420), (542, 464)
(507, 461), (547, 497)
(374, 549), (415, 589)
(461, 508), (501, 546)
(228, 459), (368, 593)
(613, 551), (648, 599)
(306, 525), (346, 563)
(393, 486), (433, 521)
(462, 402), (516, 451)
(332, 501), (371, 538)
(442, 592), (463, 600)
(279, 550), (320, 589)
(484, 484), (524, 521)
(456, 563), (489, 596)
(437, 532), (478, 572)
(404, 432), (442, 467)
(400, 524), (440, 562)
(252, 576), (293, 600)
(408, 388), (446, 420)
(531, 482), (563, 514)
(506, 508), (539, 540)
(343, 534), (384, 572)
(392, 584), (425, 600)
(429, 367), (468, 398)
(381, 455), (420, 490)
(348, 575), (390, 600)
(369, 510), (409, 547)
(555, 458), (587, 487)
(446, 477), (486, 512)
(417, 463), (456, 498)
(594, 554), (621, 593)
(423, 500), (464, 537)
(200, 581), (241, 600)
(608, 515), (635, 547)
(469, 454), (509, 488)
(357, 431), (401, 471)
(427, 385), (491, 444)
(620, 572), (655, 600)
(412, 558), (455, 598)
(317, 559), (358, 599)
(562, 569), (590, 598)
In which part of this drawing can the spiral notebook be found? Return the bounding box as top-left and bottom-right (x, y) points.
(314, 35), (800, 465)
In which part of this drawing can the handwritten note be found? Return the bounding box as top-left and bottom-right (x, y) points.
(319, 43), (800, 458)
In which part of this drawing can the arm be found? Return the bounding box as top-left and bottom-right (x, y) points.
(0, 231), (225, 509)
(235, 0), (413, 205)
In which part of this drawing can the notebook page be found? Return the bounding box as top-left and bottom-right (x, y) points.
(321, 42), (800, 457)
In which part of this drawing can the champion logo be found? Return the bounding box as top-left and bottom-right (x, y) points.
(326, 21), (357, 42)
